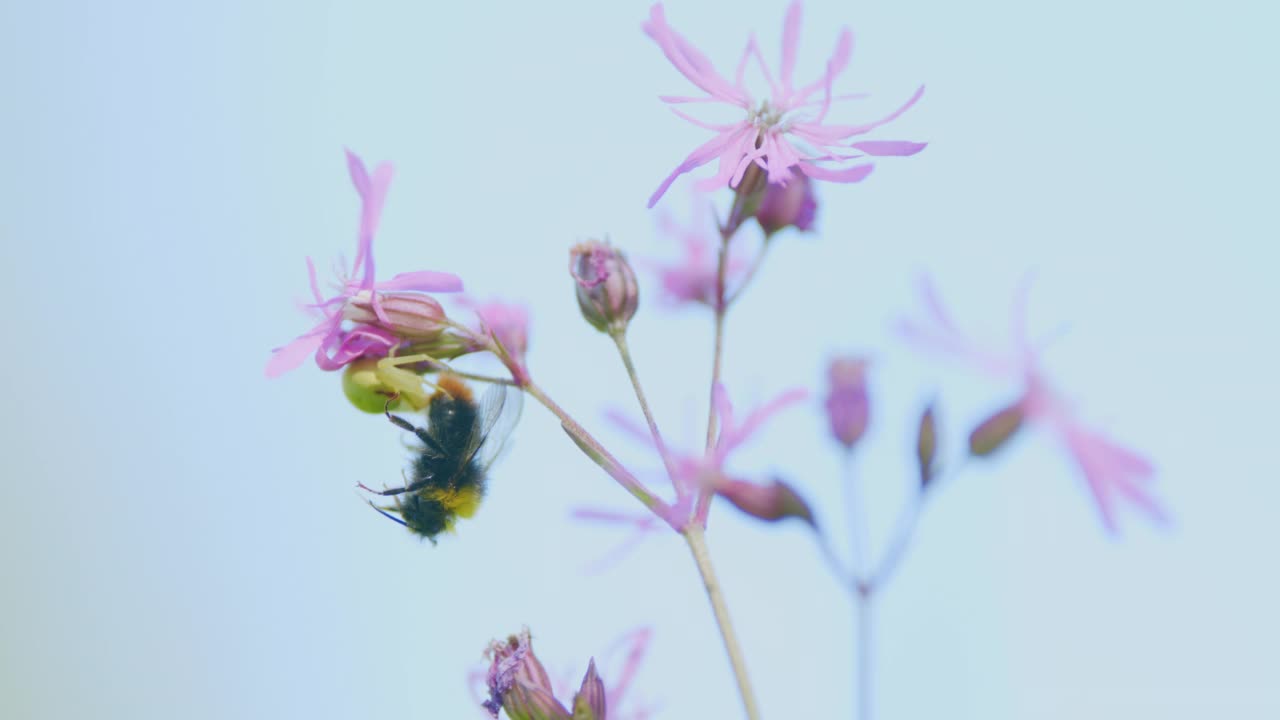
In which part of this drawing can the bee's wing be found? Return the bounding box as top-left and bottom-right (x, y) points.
(459, 383), (524, 471)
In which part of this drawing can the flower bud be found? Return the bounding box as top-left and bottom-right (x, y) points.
(571, 659), (608, 720)
(756, 174), (817, 235)
(825, 356), (870, 450)
(483, 630), (571, 720)
(570, 240), (639, 335)
(344, 291), (449, 340)
(916, 403), (938, 488)
(969, 401), (1025, 457)
(717, 477), (815, 526)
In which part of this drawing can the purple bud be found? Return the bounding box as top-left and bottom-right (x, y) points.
(571, 659), (608, 720)
(917, 404), (938, 488)
(570, 240), (639, 334)
(969, 401), (1025, 457)
(344, 291), (450, 340)
(717, 478), (815, 526)
(756, 174), (817, 235)
(483, 630), (570, 720)
(825, 357), (870, 450)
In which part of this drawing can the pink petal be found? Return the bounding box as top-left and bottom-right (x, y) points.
(711, 383), (736, 440)
(669, 106), (739, 132)
(793, 28), (853, 104)
(729, 387), (808, 450)
(375, 270), (464, 293)
(779, 1), (802, 94)
(849, 140), (928, 156)
(604, 408), (656, 447)
(643, 4), (745, 105)
(648, 126), (750, 207)
(797, 161), (875, 183)
(264, 323), (330, 378)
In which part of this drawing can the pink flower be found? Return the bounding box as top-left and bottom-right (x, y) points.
(825, 356), (870, 450)
(643, 2), (926, 208)
(649, 199), (749, 307)
(459, 297), (532, 384)
(265, 150), (463, 378)
(607, 383), (807, 529)
(897, 276), (1164, 532)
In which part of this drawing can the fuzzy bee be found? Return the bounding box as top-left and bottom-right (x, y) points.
(360, 374), (520, 543)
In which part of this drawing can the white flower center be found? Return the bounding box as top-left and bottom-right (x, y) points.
(747, 99), (789, 132)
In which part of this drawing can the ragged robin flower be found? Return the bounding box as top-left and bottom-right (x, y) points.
(643, 1), (926, 208)
(265, 150), (463, 379)
(897, 275), (1165, 532)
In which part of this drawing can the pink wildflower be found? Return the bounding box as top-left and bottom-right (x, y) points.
(265, 150), (463, 378)
(643, 2), (926, 207)
(897, 276), (1164, 532)
(459, 297), (532, 384)
(825, 356), (871, 450)
(650, 200), (749, 307)
(606, 383), (807, 529)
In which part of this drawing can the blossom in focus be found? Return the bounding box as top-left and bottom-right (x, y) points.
(896, 275), (1164, 532)
(825, 355), (870, 450)
(643, 1), (926, 207)
(649, 199), (749, 307)
(265, 150), (463, 378)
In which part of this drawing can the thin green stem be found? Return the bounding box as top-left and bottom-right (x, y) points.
(611, 331), (681, 493)
(523, 380), (666, 517)
(683, 524), (762, 720)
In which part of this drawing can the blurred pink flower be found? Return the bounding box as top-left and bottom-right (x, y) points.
(643, 1), (926, 207)
(649, 199), (749, 307)
(606, 383), (807, 529)
(265, 150), (462, 377)
(897, 275), (1164, 532)
(460, 297), (532, 384)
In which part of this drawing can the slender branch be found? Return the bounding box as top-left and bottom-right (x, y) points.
(724, 236), (773, 306)
(522, 380), (668, 518)
(684, 524), (762, 720)
(856, 590), (873, 720)
(611, 331), (682, 495)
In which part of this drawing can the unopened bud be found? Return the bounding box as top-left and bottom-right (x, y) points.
(483, 630), (571, 720)
(969, 401), (1025, 457)
(571, 659), (608, 720)
(825, 357), (870, 450)
(571, 240), (639, 334)
(344, 291), (449, 340)
(756, 174), (817, 235)
(717, 478), (815, 526)
(916, 404), (938, 488)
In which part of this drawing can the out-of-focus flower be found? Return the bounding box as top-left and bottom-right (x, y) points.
(460, 297), (532, 385)
(265, 150), (463, 378)
(897, 275), (1164, 532)
(483, 629), (654, 720)
(756, 172), (817, 234)
(649, 200), (750, 308)
(642, 1), (926, 207)
(571, 240), (640, 334)
(606, 383), (807, 529)
(825, 356), (870, 450)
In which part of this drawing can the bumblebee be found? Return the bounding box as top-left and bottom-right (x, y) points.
(360, 374), (520, 542)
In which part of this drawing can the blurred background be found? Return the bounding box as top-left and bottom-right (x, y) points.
(2, 0), (1277, 718)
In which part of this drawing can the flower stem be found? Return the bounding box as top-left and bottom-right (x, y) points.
(611, 331), (681, 495)
(856, 588), (874, 720)
(683, 524), (763, 720)
(523, 380), (668, 518)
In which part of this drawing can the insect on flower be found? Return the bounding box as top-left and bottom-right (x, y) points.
(360, 374), (522, 542)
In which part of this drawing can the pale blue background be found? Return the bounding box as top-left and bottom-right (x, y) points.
(2, 0), (1277, 718)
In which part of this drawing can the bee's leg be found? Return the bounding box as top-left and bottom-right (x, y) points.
(366, 500), (408, 528)
(383, 396), (447, 457)
(358, 470), (432, 497)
